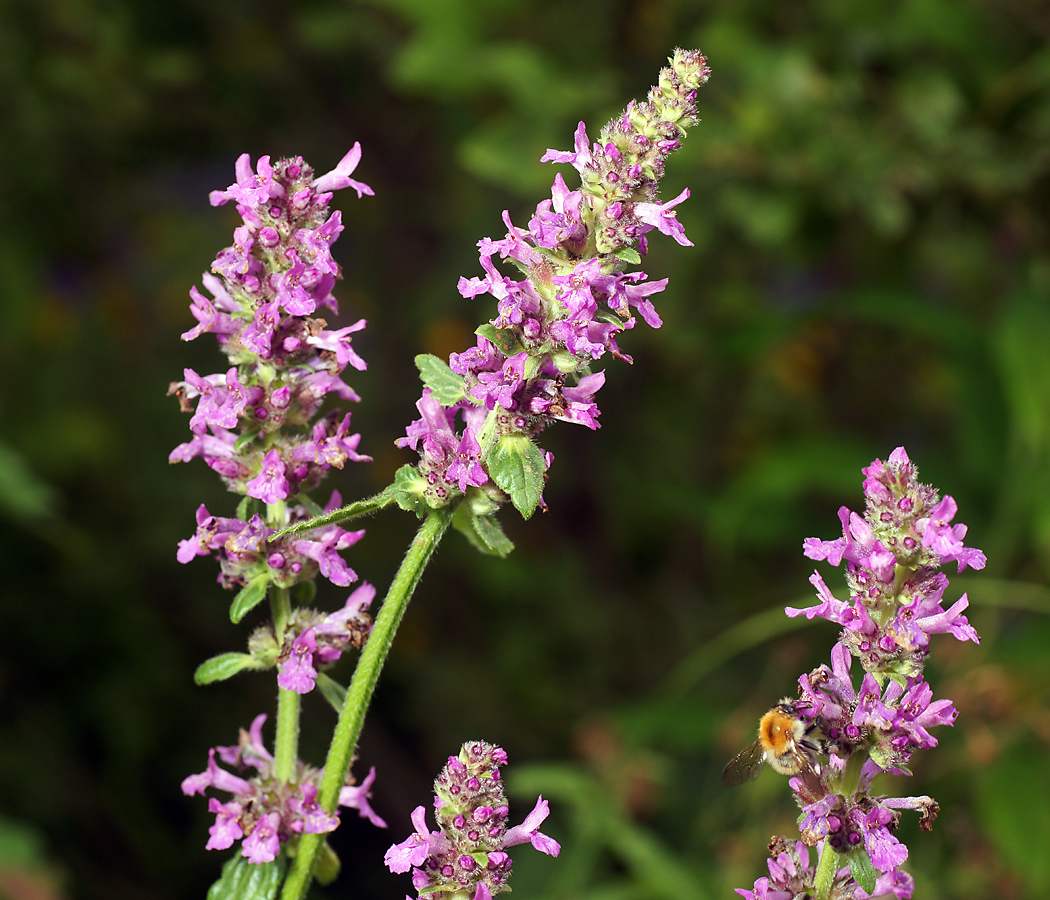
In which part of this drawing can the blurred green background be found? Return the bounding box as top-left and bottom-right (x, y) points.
(2, 0), (1050, 898)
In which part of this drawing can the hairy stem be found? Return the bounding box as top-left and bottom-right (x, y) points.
(279, 505), (454, 900)
(274, 687), (301, 784)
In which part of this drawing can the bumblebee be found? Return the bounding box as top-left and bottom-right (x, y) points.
(721, 698), (823, 786)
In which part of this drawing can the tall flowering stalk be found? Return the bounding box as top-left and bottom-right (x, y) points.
(173, 50), (709, 900)
(393, 48), (710, 528)
(735, 448), (986, 900)
(170, 148), (385, 881)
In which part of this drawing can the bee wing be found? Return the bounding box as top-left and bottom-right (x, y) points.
(720, 739), (765, 787)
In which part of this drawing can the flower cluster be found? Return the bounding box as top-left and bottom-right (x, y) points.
(736, 837), (914, 900)
(255, 581), (375, 693)
(396, 49), (710, 518)
(737, 447), (985, 899)
(182, 714), (385, 863)
(170, 148), (373, 593)
(384, 741), (560, 900)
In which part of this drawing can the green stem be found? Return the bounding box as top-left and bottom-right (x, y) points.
(279, 505), (454, 900)
(271, 490), (396, 539)
(271, 586), (292, 644)
(274, 687), (301, 783)
(814, 843), (840, 900)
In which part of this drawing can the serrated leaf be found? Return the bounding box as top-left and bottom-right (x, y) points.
(206, 853), (286, 900)
(488, 434), (546, 519)
(230, 573), (270, 624)
(194, 652), (259, 685)
(476, 323), (523, 355)
(452, 503), (515, 557)
(316, 672), (348, 715)
(614, 246), (642, 265)
(847, 848), (878, 895)
(471, 512), (516, 557)
(415, 354), (466, 406)
(390, 464), (429, 516)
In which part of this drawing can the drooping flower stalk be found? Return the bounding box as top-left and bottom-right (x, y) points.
(735, 448), (986, 900)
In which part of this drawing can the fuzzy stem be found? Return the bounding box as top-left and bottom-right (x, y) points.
(814, 842), (840, 900)
(271, 585), (292, 644)
(279, 505), (454, 900)
(274, 687), (301, 784)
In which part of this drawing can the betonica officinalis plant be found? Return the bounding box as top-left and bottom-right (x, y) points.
(170, 49), (711, 900)
(728, 448), (985, 900)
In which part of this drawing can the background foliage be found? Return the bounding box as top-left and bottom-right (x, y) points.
(1, 0), (1049, 897)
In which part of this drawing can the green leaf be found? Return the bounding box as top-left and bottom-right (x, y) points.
(269, 491), (395, 538)
(230, 573), (270, 624)
(846, 848), (878, 895)
(390, 464), (429, 516)
(452, 503), (514, 557)
(476, 323), (523, 355)
(314, 841), (341, 886)
(487, 434), (546, 519)
(206, 853), (286, 900)
(194, 652), (260, 685)
(233, 429), (259, 454)
(415, 354), (466, 406)
(316, 672), (348, 715)
(613, 246), (642, 265)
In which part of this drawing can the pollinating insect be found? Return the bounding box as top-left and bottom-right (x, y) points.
(721, 698), (823, 787)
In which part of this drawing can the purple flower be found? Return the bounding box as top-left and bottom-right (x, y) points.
(503, 797), (560, 857)
(397, 50), (709, 513)
(384, 806), (443, 873)
(386, 742), (557, 899)
(172, 148), (373, 587)
(312, 143), (374, 197)
(339, 765), (387, 828)
(277, 628), (319, 693)
(746, 448), (985, 897)
(242, 811), (283, 864)
(205, 798), (244, 850)
(183, 716), (385, 862)
(246, 449), (291, 503)
(633, 188), (693, 246)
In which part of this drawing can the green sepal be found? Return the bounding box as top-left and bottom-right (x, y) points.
(415, 354), (466, 406)
(452, 503), (514, 557)
(613, 246), (642, 266)
(233, 429), (259, 455)
(230, 573), (271, 624)
(476, 323), (523, 356)
(316, 672), (348, 715)
(846, 848), (878, 895)
(314, 841), (341, 886)
(205, 853), (286, 900)
(390, 464), (430, 516)
(194, 652), (260, 685)
(487, 434), (546, 519)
